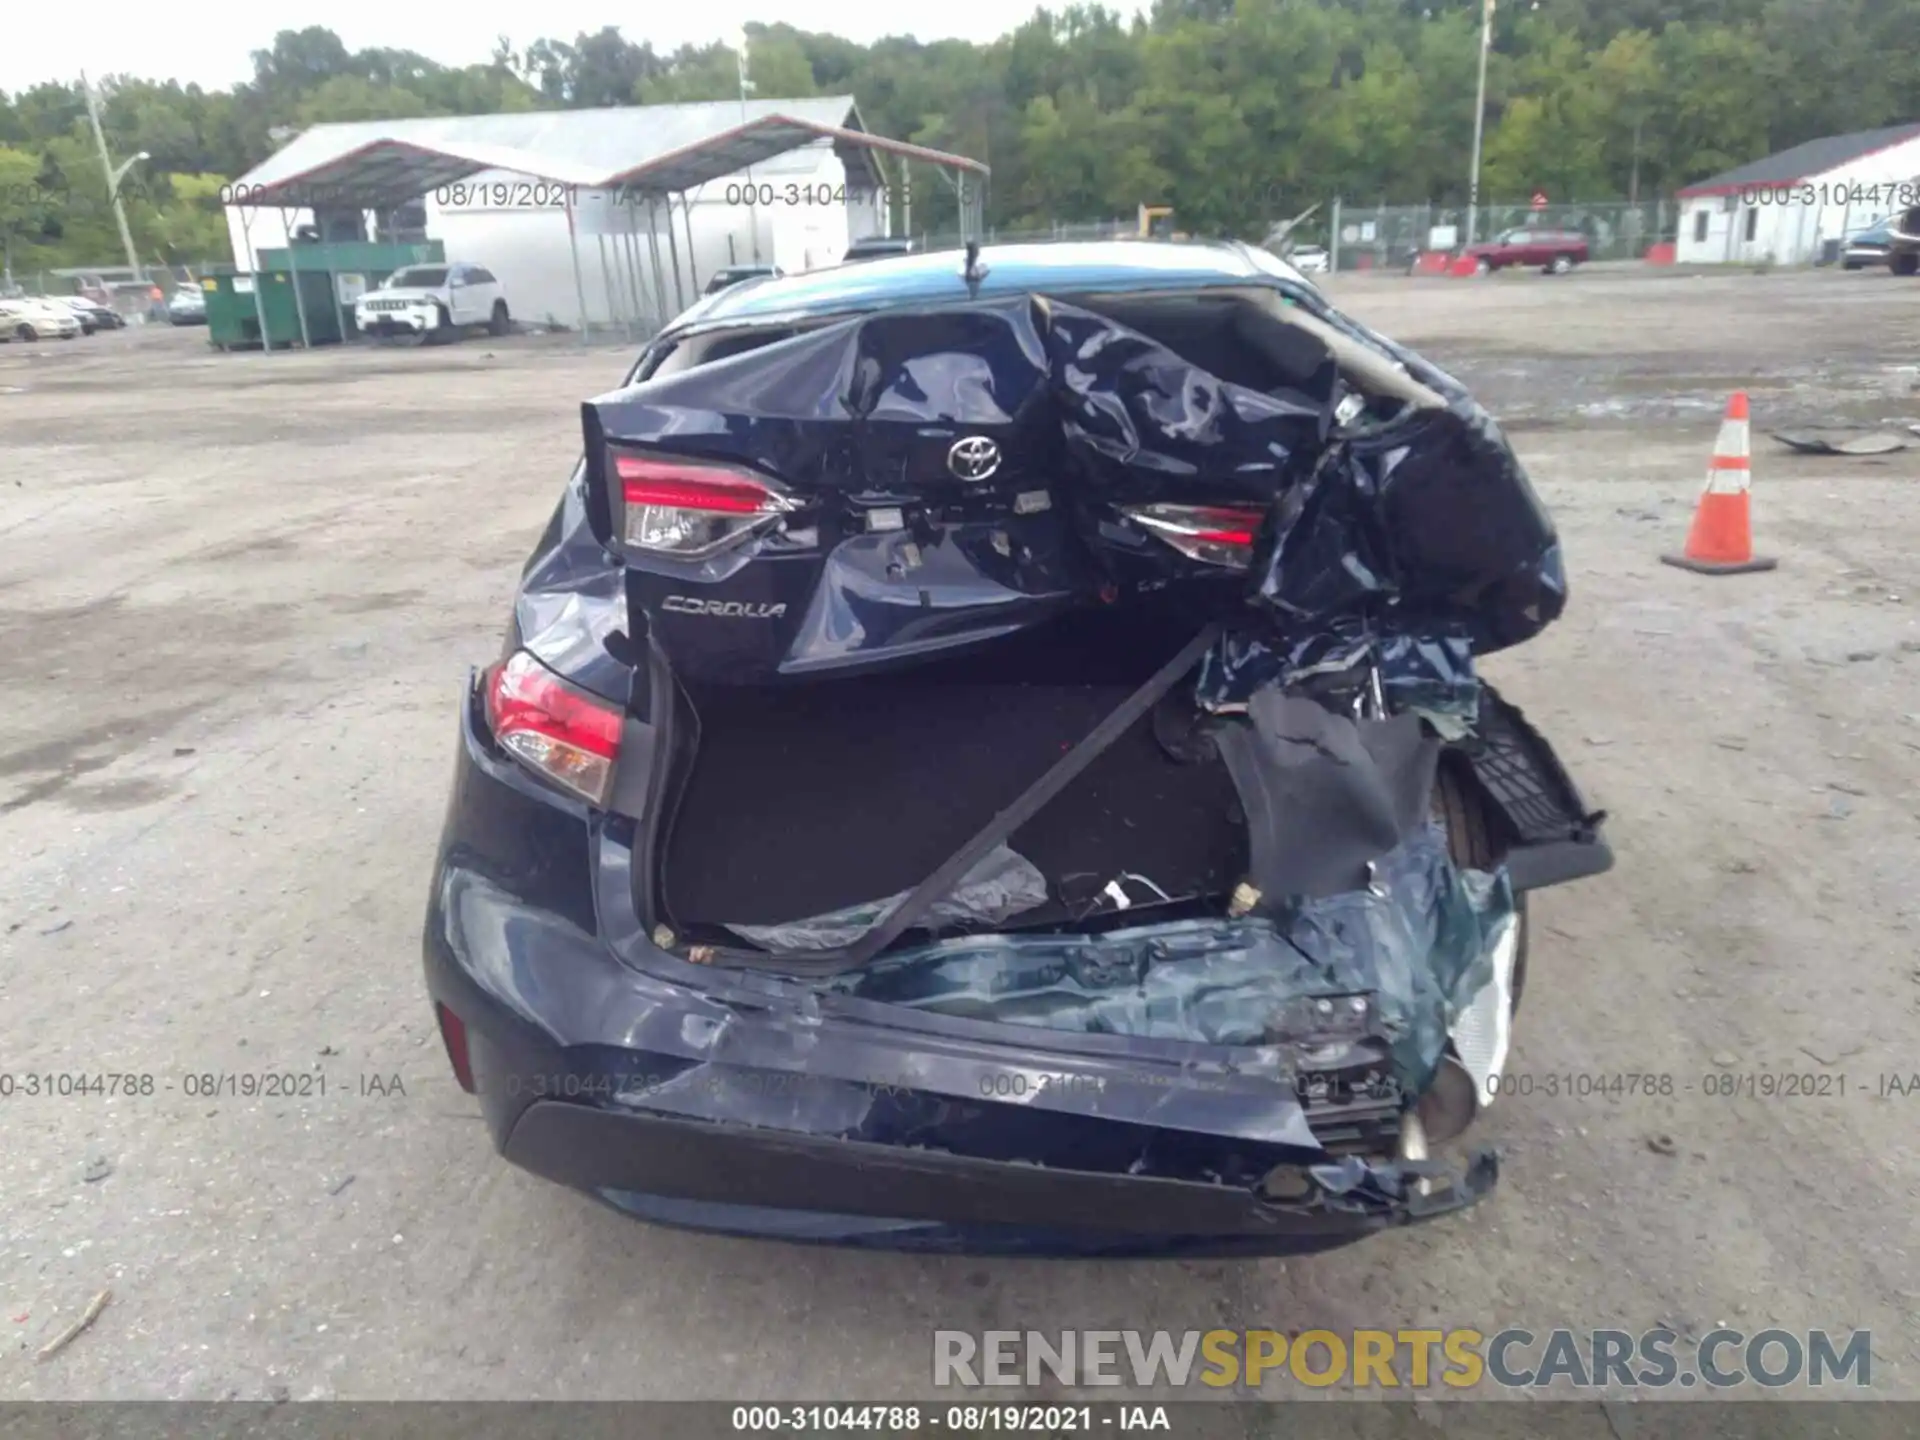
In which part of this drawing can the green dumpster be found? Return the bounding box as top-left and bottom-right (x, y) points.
(202, 268), (343, 350)
(257, 242), (445, 341)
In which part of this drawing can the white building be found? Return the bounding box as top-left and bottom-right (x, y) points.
(1675, 121), (1920, 264)
(222, 97), (985, 332)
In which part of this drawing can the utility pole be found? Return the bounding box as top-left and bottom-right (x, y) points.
(736, 28), (760, 263)
(1465, 0), (1494, 248)
(1628, 116), (1643, 207)
(81, 71), (147, 284)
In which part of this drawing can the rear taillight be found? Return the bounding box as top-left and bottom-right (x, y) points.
(482, 650), (622, 805)
(612, 452), (794, 558)
(435, 1001), (476, 1094)
(1122, 503), (1268, 570)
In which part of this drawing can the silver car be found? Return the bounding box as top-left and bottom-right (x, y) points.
(167, 286), (208, 325)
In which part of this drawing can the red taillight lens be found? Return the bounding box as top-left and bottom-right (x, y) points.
(435, 1001), (476, 1094)
(482, 650), (622, 805)
(1122, 503), (1268, 570)
(612, 452), (793, 557)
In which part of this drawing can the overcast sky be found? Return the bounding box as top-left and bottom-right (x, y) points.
(3, 3), (1102, 96)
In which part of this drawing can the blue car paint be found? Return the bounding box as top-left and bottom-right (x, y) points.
(429, 241), (1600, 1253)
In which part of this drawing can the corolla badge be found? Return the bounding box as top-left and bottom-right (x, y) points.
(946, 435), (1002, 482)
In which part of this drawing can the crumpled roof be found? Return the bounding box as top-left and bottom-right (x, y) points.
(226, 96), (987, 209)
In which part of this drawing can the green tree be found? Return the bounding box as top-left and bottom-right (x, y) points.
(1, 143), (64, 281)
(4, 6), (1919, 268)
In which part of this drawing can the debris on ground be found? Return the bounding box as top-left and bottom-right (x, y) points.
(1770, 428), (1910, 456)
(81, 1156), (112, 1184)
(36, 1289), (111, 1362)
(1646, 1134), (1678, 1157)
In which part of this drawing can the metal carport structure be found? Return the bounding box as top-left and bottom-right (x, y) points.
(220, 100), (989, 348)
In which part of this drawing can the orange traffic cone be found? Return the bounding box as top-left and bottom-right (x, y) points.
(1661, 392), (1778, 575)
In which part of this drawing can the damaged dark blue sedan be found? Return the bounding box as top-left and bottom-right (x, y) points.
(421, 240), (1612, 1255)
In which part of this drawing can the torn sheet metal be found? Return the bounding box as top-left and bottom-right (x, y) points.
(727, 844), (1048, 951)
(833, 824), (1514, 1096)
(1194, 622), (1480, 736)
(1447, 882), (1521, 1106)
(510, 459), (636, 703)
(581, 293), (1566, 683)
(1770, 428), (1910, 455)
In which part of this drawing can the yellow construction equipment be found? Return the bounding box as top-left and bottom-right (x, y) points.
(1137, 204), (1184, 240)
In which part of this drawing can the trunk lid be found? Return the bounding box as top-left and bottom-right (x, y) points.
(579, 293), (1513, 683)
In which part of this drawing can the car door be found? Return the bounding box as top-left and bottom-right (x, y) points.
(445, 267), (473, 325)
(458, 267), (490, 319)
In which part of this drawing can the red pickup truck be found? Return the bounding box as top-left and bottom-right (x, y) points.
(1462, 228), (1590, 275)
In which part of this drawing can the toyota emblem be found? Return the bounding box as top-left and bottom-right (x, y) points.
(946, 435), (1002, 482)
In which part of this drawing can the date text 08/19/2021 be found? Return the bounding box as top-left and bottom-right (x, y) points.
(423, 181), (880, 210)
(730, 1405), (1171, 1432)
(0, 1071), (406, 1099)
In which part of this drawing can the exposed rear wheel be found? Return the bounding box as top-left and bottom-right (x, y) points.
(1433, 764), (1528, 1009)
(489, 300), (510, 337)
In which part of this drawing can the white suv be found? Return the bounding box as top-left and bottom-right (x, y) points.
(355, 263), (510, 341)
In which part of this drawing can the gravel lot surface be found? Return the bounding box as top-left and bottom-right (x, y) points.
(3, 268), (1918, 1407)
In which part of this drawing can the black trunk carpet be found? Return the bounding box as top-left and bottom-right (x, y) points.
(664, 678), (1245, 930)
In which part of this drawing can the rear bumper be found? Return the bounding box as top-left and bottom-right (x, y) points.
(507, 1100), (1498, 1256)
(424, 690), (1498, 1254)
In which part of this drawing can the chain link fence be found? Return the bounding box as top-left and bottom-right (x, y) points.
(1326, 200), (1678, 271)
(896, 202), (1680, 272)
(6, 263), (203, 293)
(908, 219), (1141, 251)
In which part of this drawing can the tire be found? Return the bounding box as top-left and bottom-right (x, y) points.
(1548, 254), (1574, 275)
(17, 323), (38, 342)
(1892, 251), (1919, 277)
(1433, 764), (1529, 1009)
(488, 300), (510, 337)
(1475, 257), (1492, 275)
(430, 302), (454, 343)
